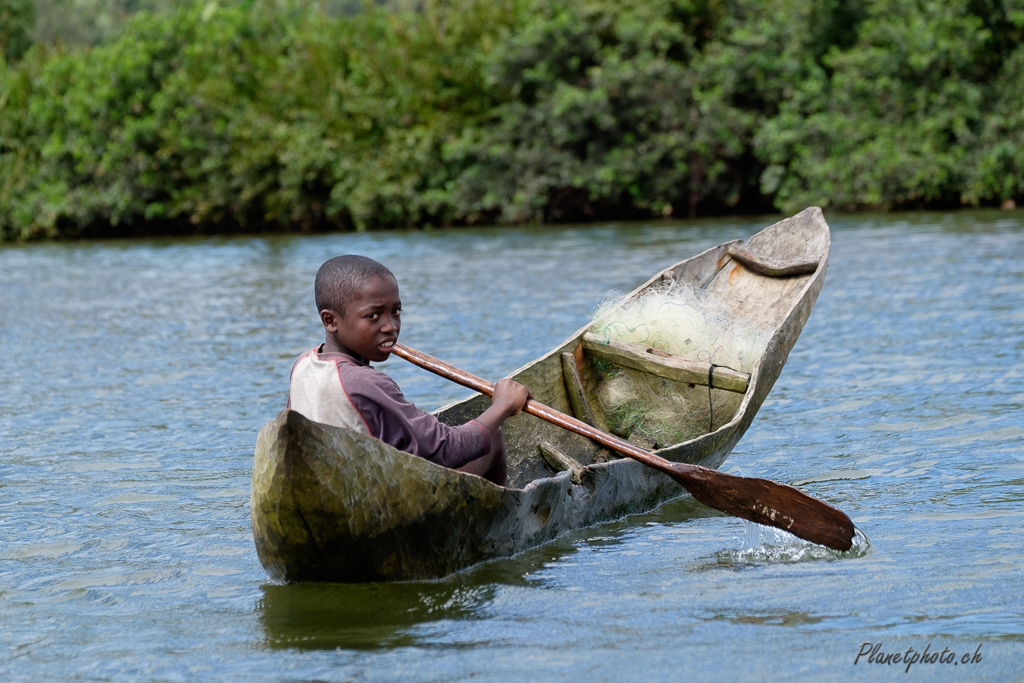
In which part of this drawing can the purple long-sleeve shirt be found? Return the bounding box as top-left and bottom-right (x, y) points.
(287, 345), (490, 469)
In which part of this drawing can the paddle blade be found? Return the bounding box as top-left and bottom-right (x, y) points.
(668, 464), (855, 551)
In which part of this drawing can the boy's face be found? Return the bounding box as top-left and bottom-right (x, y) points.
(321, 275), (402, 363)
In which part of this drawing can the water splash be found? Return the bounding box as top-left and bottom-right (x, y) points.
(713, 522), (872, 566)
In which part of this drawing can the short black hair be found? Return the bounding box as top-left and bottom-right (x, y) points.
(315, 255), (395, 317)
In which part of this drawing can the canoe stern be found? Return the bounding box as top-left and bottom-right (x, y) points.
(251, 410), (511, 582)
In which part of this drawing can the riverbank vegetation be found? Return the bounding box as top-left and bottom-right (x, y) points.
(1, 0), (1022, 240)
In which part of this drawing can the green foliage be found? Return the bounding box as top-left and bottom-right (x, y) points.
(1, 0), (524, 238)
(1, 42), (49, 239)
(447, 0), (751, 222)
(757, 0), (1024, 211)
(807, 0), (868, 62)
(1, 0), (1024, 240)
(4, 5), (290, 236)
(1, 0), (35, 61)
(962, 2), (1024, 203)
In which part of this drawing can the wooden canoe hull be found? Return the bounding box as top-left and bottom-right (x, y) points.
(251, 208), (831, 583)
(252, 410), (689, 583)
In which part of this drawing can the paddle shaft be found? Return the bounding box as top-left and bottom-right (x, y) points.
(394, 343), (691, 476)
(392, 342), (856, 551)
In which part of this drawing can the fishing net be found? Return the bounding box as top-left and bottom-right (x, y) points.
(589, 279), (771, 447)
(595, 371), (709, 446)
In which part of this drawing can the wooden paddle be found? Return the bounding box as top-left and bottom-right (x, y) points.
(392, 342), (856, 552)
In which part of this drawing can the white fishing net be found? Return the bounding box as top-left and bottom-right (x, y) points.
(588, 279), (771, 447)
(589, 279), (767, 373)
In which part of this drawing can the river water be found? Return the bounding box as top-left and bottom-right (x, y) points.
(1, 211), (1022, 681)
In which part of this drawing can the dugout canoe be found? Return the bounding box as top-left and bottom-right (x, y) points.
(251, 207), (832, 583)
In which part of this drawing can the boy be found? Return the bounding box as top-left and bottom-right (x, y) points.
(287, 255), (529, 485)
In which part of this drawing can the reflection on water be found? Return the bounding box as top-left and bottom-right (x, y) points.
(260, 582), (496, 650)
(258, 494), (718, 651)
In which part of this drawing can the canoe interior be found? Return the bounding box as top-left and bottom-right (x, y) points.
(434, 209), (830, 490)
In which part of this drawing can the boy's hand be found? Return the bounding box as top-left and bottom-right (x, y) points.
(492, 379), (531, 418)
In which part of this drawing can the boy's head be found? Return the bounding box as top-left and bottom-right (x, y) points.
(315, 255), (395, 318)
(315, 255), (402, 363)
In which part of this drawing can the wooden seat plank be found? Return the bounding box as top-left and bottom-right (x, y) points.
(581, 333), (749, 394)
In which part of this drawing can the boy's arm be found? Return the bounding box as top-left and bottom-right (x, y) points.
(348, 369), (512, 468)
(472, 379), (531, 435)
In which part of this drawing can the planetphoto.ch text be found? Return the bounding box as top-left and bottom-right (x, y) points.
(854, 642), (983, 673)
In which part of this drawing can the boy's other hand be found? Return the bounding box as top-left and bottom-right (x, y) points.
(492, 379), (531, 418)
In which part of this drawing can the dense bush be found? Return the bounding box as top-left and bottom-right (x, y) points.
(1, 0), (522, 238)
(758, 0), (1024, 211)
(1, 0), (35, 62)
(1, 0), (1022, 240)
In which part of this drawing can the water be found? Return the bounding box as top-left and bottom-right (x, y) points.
(1, 212), (1022, 681)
